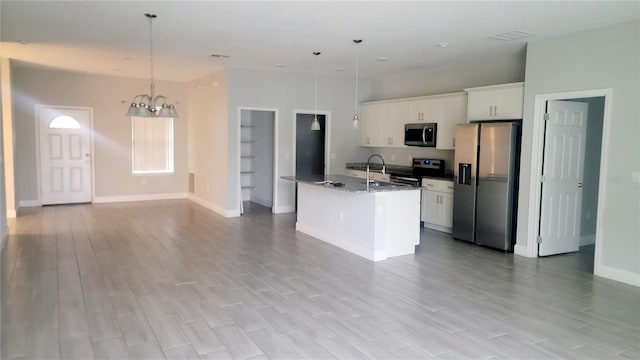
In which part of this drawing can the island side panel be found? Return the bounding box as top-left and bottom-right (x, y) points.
(375, 190), (421, 258)
(295, 183), (378, 260)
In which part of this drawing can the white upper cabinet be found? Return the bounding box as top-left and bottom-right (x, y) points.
(377, 101), (409, 147)
(359, 103), (379, 147)
(359, 92), (466, 149)
(408, 98), (438, 123)
(435, 93), (467, 150)
(465, 82), (524, 121)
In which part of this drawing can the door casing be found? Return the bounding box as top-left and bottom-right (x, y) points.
(521, 89), (611, 279)
(35, 105), (95, 205)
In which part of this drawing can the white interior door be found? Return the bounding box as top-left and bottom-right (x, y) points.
(538, 100), (588, 256)
(38, 107), (92, 205)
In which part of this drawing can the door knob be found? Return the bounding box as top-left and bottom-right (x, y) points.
(578, 182), (583, 188)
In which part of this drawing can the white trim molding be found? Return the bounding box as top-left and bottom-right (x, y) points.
(596, 265), (640, 287)
(188, 194), (240, 218)
(19, 200), (41, 207)
(94, 193), (187, 204)
(273, 205), (295, 214)
(6, 210), (16, 219)
(524, 88), (618, 282)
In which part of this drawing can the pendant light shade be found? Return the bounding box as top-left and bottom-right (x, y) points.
(352, 39), (363, 129)
(311, 51), (322, 131)
(125, 13), (178, 118)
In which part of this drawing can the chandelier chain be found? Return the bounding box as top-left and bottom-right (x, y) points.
(148, 14), (155, 99)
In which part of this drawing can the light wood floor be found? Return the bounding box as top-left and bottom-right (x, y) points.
(2, 200), (639, 359)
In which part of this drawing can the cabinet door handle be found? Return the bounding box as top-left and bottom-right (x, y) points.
(452, 138), (456, 147)
(489, 106), (494, 116)
(388, 137), (393, 145)
(494, 105), (498, 116)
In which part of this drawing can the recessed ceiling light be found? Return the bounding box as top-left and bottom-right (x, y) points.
(18, 39), (28, 45)
(377, 57), (389, 62)
(437, 42), (449, 48)
(335, 67), (344, 72)
(489, 31), (535, 41)
(275, 63), (286, 68)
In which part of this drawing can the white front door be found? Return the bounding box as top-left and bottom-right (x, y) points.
(538, 100), (588, 256)
(38, 107), (92, 205)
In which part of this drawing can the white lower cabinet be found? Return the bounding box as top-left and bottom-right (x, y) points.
(421, 179), (454, 233)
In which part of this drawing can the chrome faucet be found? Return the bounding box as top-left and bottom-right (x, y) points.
(366, 154), (386, 190)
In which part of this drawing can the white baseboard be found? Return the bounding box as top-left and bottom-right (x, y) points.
(187, 194), (240, 218)
(19, 200), (41, 207)
(273, 205), (295, 214)
(595, 264), (640, 287)
(6, 210), (16, 218)
(94, 193), (187, 204)
(514, 243), (534, 258)
(295, 222), (385, 261)
(580, 234), (596, 246)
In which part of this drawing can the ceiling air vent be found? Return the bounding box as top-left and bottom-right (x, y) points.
(489, 31), (535, 41)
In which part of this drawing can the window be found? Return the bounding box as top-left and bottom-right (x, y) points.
(131, 116), (174, 174)
(49, 115), (80, 129)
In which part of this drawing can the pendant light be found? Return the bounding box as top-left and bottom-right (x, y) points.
(310, 51), (321, 131)
(352, 39), (363, 129)
(126, 13), (178, 118)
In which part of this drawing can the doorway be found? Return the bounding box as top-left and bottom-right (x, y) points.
(239, 108), (276, 215)
(295, 113), (327, 177)
(293, 111), (330, 211)
(36, 106), (93, 205)
(527, 90), (609, 276)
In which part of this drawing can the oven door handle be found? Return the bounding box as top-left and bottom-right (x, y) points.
(391, 176), (419, 182)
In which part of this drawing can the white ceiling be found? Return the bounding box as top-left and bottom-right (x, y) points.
(1, 1), (638, 82)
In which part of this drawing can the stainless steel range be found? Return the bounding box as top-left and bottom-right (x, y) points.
(412, 158), (445, 178)
(387, 158), (445, 186)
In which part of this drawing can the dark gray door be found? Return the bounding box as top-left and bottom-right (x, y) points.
(296, 114), (325, 178)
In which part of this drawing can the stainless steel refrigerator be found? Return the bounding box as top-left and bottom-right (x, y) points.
(452, 122), (520, 251)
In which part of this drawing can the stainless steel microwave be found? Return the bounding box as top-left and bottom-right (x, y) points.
(404, 123), (437, 147)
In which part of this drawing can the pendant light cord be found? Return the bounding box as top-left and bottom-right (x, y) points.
(313, 51), (320, 118)
(354, 50), (359, 113)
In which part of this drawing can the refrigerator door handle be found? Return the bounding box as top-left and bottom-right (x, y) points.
(422, 127), (426, 145)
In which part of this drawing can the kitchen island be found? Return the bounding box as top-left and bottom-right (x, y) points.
(283, 175), (421, 261)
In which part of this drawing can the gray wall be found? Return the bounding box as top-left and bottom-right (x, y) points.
(368, 47), (525, 169)
(227, 69), (373, 213)
(517, 21), (639, 276)
(370, 51), (526, 101)
(11, 62), (189, 202)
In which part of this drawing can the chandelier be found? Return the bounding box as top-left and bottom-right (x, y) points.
(126, 13), (178, 118)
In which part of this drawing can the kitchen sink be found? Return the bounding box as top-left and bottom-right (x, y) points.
(360, 181), (397, 188)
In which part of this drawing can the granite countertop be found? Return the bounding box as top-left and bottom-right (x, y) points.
(345, 162), (414, 176)
(281, 175), (420, 193)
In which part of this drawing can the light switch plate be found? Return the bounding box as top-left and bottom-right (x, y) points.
(632, 171), (640, 184)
